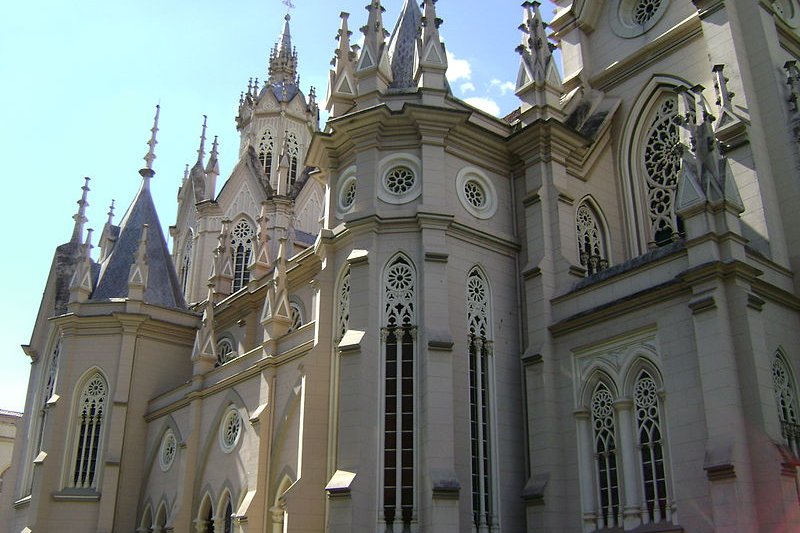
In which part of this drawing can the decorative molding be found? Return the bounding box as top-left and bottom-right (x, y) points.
(424, 251), (449, 263)
(689, 295), (716, 315)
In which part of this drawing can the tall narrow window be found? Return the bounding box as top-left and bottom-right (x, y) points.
(591, 382), (620, 529)
(180, 234), (193, 294)
(634, 371), (668, 523)
(773, 354), (800, 456)
(576, 202), (609, 276)
(286, 132), (300, 186)
(642, 95), (682, 245)
(206, 505), (215, 533)
(383, 255), (416, 530)
(336, 268), (351, 343)
(230, 219), (254, 292)
(70, 372), (107, 489)
(467, 269), (494, 529)
(258, 130), (274, 180)
(223, 499), (233, 533)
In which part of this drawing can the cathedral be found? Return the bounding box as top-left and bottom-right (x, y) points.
(4, 0), (800, 531)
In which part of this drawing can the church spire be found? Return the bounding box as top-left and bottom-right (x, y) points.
(414, 0), (449, 91)
(269, 14), (299, 86)
(205, 135), (220, 200)
(71, 177), (91, 244)
(140, 104), (160, 179)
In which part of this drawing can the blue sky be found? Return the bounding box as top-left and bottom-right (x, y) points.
(0, 0), (558, 412)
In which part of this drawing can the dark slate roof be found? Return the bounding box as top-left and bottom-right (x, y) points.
(52, 241), (82, 316)
(92, 179), (186, 309)
(294, 229), (316, 246)
(387, 0), (422, 89)
(270, 81), (300, 103)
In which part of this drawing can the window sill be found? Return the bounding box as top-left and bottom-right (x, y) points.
(52, 489), (100, 502)
(13, 495), (31, 509)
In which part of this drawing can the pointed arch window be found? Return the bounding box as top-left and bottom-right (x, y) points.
(591, 382), (621, 528)
(180, 234), (193, 294)
(642, 94), (682, 246)
(634, 370), (668, 523)
(773, 353), (800, 456)
(258, 129), (275, 179)
(70, 372), (107, 489)
(288, 301), (303, 332)
(336, 268), (351, 343)
(286, 132), (300, 186)
(382, 255), (416, 530)
(223, 498), (233, 533)
(576, 202), (609, 276)
(230, 219), (254, 292)
(467, 268), (494, 529)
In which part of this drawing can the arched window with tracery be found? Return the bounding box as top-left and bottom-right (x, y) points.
(258, 129), (274, 179)
(641, 94), (682, 246)
(773, 353), (800, 456)
(336, 268), (351, 343)
(466, 268), (494, 529)
(576, 201), (609, 276)
(382, 255), (416, 531)
(180, 233), (193, 295)
(286, 132), (300, 186)
(288, 301), (304, 332)
(634, 370), (668, 523)
(230, 219), (254, 292)
(591, 381), (621, 529)
(70, 372), (107, 489)
(216, 337), (236, 366)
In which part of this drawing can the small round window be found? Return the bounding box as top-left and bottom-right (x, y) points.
(216, 337), (236, 366)
(159, 429), (177, 472)
(456, 167), (497, 220)
(338, 176), (357, 213)
(385, 166), (416, 195)
(219, 407), (243, 453)
(609, 0), (670, 38)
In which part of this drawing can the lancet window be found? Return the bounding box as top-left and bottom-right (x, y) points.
(336, 268), (351, 343)
(773, 353), (800, 456)
(576, 202), (609, 276)
(70, 372), (107, 489)
(230, 219), (254, 292)
(286, 132), (300, 186)
(382, 255), (416, 531)
(180, 234), (193, 294)
(642, 95), (682, 245)
(223, 499), (233, 533)
(467, 268), (494, 529)
(591, 382), (621, 528)
(634, 370), (668, 522)
(258, 129), (274, 179)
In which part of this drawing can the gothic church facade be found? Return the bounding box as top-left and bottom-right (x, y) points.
(3, 1), (800, 532)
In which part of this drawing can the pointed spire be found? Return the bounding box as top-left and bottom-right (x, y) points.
(140, 104), (160, 178)
(386, 0), (422, 89)
(205, 135), (220, 199)
(190, 116), (208, 202)
(262, 236), (292, 341)
(356, 0), (393, 94)
(269, 14), (300, 87)
(327, 11), (359, 116)
(106, 199), (115, 226)
(191, 281), (218, 373)
(209, 220), (233, 301)
(415, 0), (449, 90)
(71, 177), (90, 244)
(250, 201), (273, 280)
(711, 64), (742, 132)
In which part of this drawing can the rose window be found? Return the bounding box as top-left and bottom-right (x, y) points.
(633, 0), (663, 25)
(385, 166), (416, 195)
(464, 180), (486, 209)
(220, 408), (243, 453)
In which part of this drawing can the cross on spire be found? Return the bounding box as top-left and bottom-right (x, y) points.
(283, 0), (295, 14)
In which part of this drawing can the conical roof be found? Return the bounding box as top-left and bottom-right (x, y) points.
(386, 0), (422, 89)
(92, 179), (186, 309)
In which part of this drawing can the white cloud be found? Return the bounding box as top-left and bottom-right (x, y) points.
(460, 82), (476, 94)
(489, 79), (516, 95)
(464, 97), (501, 117)
(446, 51), (472, 82)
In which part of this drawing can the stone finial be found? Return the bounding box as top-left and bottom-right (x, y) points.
(127, 225), (149, 300)
(69, 227), (94, 304)
(261, 237), (292, 342)
(71, 177), (91, 244)
(141, 104), (160, 178)
(515, 1), (563, 115)
(356, 0), (393, 92)
(785, 61), (800, 142)
(675, 85), (743, 215)
(191, 282), (218, 372)
(209, 220), (233, 300)
(269, 14), (299, 86)
(711, 64), (743, 133)
(205, 135), (220, 199)
(106, 199), (115, 226)
(189, 116), (208, 202)
(250, 201), (272, 279)
(327, 11), (359, 116)
(414, 0), (449, 90)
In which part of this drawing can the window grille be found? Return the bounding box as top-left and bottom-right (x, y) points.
(576, 203), (609, 275)
(773, 354), (800, 456)
(258, 130), (274, 179)
(286, 132), (300, 186)
(180, 235), (192, 293)
(216, 338), (236, 365)
(383, 255), (416, 530)
(224, 499), (233, 533)
(70, 373), (107, 489)
(643, 95), (682, 245)
(336, 269), (351, 343)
